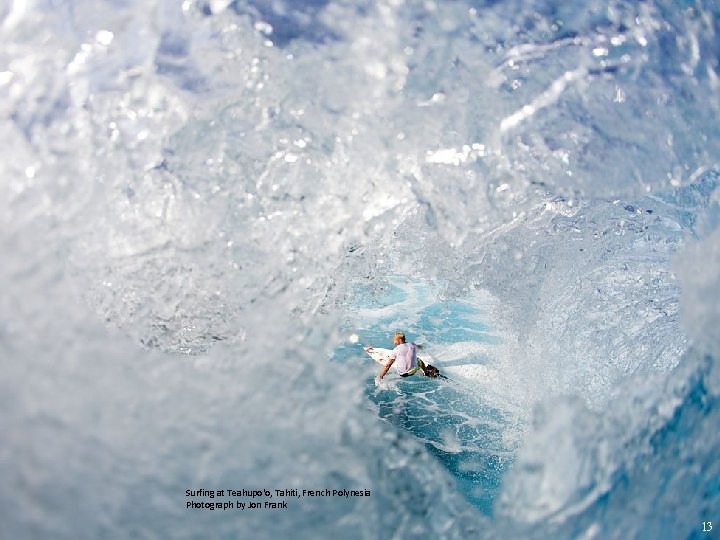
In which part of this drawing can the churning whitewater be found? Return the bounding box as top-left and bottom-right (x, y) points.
(1, 1), (718, 539)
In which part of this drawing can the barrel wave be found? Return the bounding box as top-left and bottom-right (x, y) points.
(1, 1), (718, 538)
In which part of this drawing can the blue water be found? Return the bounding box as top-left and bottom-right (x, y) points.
(367, 377), (509, 515)
(334, 280), (510, 515)
(2, 0), (720, 538)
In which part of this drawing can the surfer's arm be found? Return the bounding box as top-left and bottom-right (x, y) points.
(379, 358), (394, 379)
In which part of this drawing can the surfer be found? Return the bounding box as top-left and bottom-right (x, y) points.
(377, 332), (421, 380)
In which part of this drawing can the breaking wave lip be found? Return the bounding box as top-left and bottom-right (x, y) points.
(2, 0), (720, 538)
(340, 172), (720, 527)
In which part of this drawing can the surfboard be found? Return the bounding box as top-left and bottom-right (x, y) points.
(364, 347), (394, 366)
(364, 346), (426, 367)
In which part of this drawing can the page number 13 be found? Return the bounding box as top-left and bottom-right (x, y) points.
(704, 522), (713, 532)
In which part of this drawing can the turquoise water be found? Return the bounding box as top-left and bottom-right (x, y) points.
(335, 280), (511, 515)
(4, 0), (720, 537)
(366, 378), (510, 515)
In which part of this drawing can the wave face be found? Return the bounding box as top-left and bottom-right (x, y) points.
(2, 0), (719, 538)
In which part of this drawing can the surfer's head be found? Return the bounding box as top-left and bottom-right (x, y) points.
(393, 332), (406, 345)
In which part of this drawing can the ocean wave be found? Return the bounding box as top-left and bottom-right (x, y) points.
(2, 0), (719, 537)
